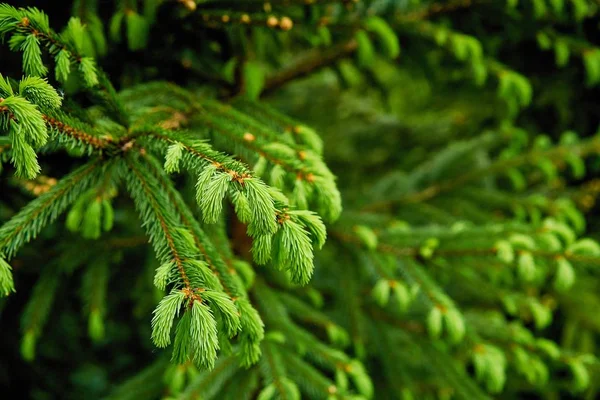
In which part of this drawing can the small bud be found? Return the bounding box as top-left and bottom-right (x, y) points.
(243, 132), (255, 142)
(279, 17), (293, 31)
(427, 305), (443, 339)
(221, 15), (230, 23)
(266, 16), (279, 28)
(241, 14), (251, 24)
(178, 0), (196, 11)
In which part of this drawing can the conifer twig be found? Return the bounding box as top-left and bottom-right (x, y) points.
(261, 38), (358, 97)
(332, 231), (600, 265)
(124, 156), (194, 294)
(141, 154), (245, 300)
(364, 137), (600, 211)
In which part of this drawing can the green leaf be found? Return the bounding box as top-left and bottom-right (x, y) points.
(79, 57), (99, 87)
(371, 279), (390, 306)
(243, 61), (265, 101)
(151, 290), (186, 348)
(392, 281), (410, 312)
(2, 95), (47, 147)
(0, 73), (14, 97)
(89, 309), (105, 342)
(257, 384), (277, 400)
(199, 172), (232, 224)
(126, 11), (149, 51)
(276, 218), (314, 285)
(231, 190), (252, 224)
(195, 164), (217, 204)
(109, 11), (124, 42)
(202, 290), (241, 338)
(568, 360), (590, 392)
(364, 16), (400, 59)
(21, 34), (48, 76)
(553, 257), (575, 292)
(21, 330), (36, 361)
(543, 218), (575, 246)
(294, 125), (323, 154)
(289, 210), (327, 250)
(164, 142), (184, 173)
(567, 238), (600, 256)
(583, 49), (600, 87)
(554, 40), (570, 67)
(495, 240), (515, 263)
(189, 299), (219, 369)
(517, 251), (536, 283)
(81, 199), (102, 239)
(355, 30), (375, 68)
(244, 178), (278, 236)
(532, 0), (547, 18)
(353, 225), (378, 250)
(444, 308), (465, 343)
(172, 308), (193, 364)
(55, 49), (72, 82)
(102, 200), (114, 232)
(0, 256), (15, 296)
(18, 76), (61, 109)
(572, 0), (589, 21)
(251, 234), (273, 265)
(63, 17), (85, 52)
(8, 124), (41, 179)
(347, 360), (373, 399)
(536, 338), (560, 359)
(427, 306), (443, 339)
(529, 299), (552, 329)
(548, 0), (564, 13)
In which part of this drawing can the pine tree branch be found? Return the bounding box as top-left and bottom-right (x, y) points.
(261, 38), (358, 97)
(124, 156), (194, 294)
(179, 355), (239, 400)
(125, 127), (253, 181)
(0, 158), (105, 259)
(43, 114), (113, 149)
(141, 153), (247, 300)
(195, 110), (316, 182)
(261, 341), (291, 400)
(332, 231), (600, 265)
(11, 14), (129, 126)
(364, 137), (600, 211)
(396, 0), (489, 23)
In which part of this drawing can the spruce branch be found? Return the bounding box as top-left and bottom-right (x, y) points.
(123, 154), (254, 367)
(0, 158), (107, 260)
(396, 0), (489, 23)
(332, 230), (600, 266)
(123, 155), (195, 293)
(42, 113), (114, 150)
(141, 154), (247, 299)
(261, 38), (358, 96)
(0, 5), (128, 125)
(126, 126), (253, 180)
(364, 136), (600, 211)
(260, 340), (299, 400)
(195, 10), (295, 31)
(178, 355), (239, 400)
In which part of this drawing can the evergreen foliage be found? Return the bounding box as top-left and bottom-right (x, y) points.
(2, 0), (600, 399)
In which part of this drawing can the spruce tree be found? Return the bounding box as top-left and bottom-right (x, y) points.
(1, 0), (600, 399)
